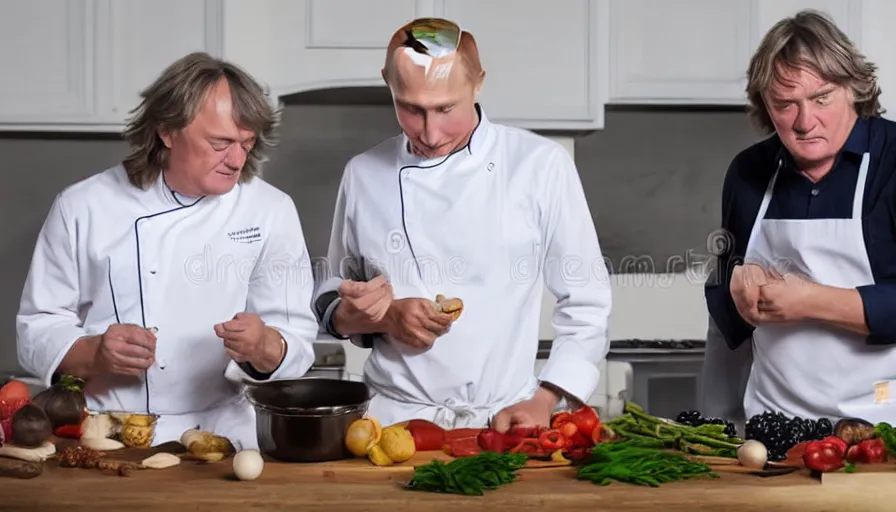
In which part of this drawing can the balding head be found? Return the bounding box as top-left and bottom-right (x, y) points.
(381, 18), (486, 158)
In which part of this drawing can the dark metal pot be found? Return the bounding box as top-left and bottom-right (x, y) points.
(245, 378), (371, 463)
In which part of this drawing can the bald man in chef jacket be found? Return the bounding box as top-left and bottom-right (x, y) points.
(313, 18), (613, 431)
(16, 52), (320, 450)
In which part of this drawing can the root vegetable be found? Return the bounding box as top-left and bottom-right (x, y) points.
(0, 457), (42, 479)
(11, 404), (52, 448)
(345, 417), (383, 456)
(30, 375), (86, 429)
(81, 437), (125, 451)
(736, 439), (768, 469)
(232, 449), (264, 481)
(0, 441), (55, 462)
(141, 452), (181, 469)
(80, 413), (114, 440)
(378, 425), (416, 463)
(833, 418), (875, 445)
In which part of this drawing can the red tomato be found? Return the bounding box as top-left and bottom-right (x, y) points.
(570, 406), (600, 438)
(0, 381), (30, 402)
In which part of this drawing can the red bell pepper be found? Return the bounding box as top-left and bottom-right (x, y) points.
(509, 438), (548, 457)
(538, 429), (566, 451)
(558, 421), (578, 439)
(550, 412), (571, 429)
(53, 424), (82, 440)
(803, 440), (845, 472)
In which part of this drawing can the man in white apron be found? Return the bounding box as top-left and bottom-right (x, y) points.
(314, 18), (612, 430)
(705, 11), (896, 425)
(16, 52), (320, 449)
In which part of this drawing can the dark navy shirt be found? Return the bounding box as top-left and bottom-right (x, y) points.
(705, 115), (896, 349)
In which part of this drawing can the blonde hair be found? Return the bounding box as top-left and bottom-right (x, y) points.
(746, 9), (883, 134)
(122, 52), (280, 189)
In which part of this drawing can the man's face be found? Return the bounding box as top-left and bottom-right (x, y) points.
(160, 79), (256, 197)
(387, 50), (481, 158)
(764, 65), (857, 171)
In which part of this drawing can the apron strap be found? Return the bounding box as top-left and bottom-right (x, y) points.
(745, 158), (783, 261)
(852, 152), (871, 219)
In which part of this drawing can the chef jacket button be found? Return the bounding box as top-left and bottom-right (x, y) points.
(157, 359), (166, 370)
(149, 269), (157, 275)
(811, 188), (819, 196)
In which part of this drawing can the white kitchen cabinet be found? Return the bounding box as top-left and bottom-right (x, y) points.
(0, 0), (98, 127)
(221, 0), (607, 131)
(608, 0), (863, 105)
(0, 0), (220, 131)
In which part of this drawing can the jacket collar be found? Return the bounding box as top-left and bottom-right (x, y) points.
(400, 103), (491, 165)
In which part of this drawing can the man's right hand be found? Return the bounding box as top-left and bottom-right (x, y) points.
(332, 275), (394, 336)
(94, 324), (157, 376)
(730, 263), (776, 326)
(384, 298), (455, 349)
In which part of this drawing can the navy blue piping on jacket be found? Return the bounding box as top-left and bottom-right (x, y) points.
(133, 195), (205, 414)
(398, 107), (483, 281)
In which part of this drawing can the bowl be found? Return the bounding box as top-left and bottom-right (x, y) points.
(245, 378), (372, 463)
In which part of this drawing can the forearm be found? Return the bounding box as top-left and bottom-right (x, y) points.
(246, 327), (287, 374)
(808, 285), (869, 335)
(57, 335), (101, 380)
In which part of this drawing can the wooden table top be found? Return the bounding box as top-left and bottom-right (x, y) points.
(3, 450), (896, 512)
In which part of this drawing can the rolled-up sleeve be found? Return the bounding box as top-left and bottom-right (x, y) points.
(16, 194), (89, 387)
(857, 284), (896, 344)
(536, 146), (612, 404)
(231, 194), (320, 382)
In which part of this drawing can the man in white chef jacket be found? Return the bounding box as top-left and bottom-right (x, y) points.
(16, 52), (320, 449)
(314, 18), (612, 431)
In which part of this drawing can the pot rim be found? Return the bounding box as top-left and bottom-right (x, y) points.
(248, 399), (369, 417)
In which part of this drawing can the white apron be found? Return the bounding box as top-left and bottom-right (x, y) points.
(743, 152), (896, 423)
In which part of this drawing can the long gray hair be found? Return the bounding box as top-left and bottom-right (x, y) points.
(122, 52), (281, 189)
(746, 9), (883, 134)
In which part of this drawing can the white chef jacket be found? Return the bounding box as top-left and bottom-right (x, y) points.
(16, 164), (320, 449)
(316, 105), (612, 428)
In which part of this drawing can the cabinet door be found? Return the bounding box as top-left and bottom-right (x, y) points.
(221, 0), (425, 98)
(441, 0), (606, 130)
(609, 0), (753, 105)
(95, 0), (220, 126)
(859, 0), (896, 121)
(754, 0), (862, 44)
(0, 0), (97, 129)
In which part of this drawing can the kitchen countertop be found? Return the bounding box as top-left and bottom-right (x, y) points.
(2, 456), (894, 511)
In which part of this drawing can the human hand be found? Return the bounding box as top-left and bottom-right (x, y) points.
(730, 263), (777, 325)
(491, 387), (561, 434)
(332, 275), (393, 336)
(214, 313), (282, 373)
(95, 324), (157, 376)
(757, 273), (819, 323)
(384, 298), (454, 349)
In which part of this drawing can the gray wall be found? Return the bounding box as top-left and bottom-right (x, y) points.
(0, 102), (761, 374)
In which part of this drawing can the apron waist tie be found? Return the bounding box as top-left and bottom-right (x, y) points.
(433, 397), (494, 429)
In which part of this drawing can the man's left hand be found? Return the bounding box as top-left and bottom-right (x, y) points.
(756, 273), (819, 323)
(214, 313), (283, 373)
(491, 386), (562, 433)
